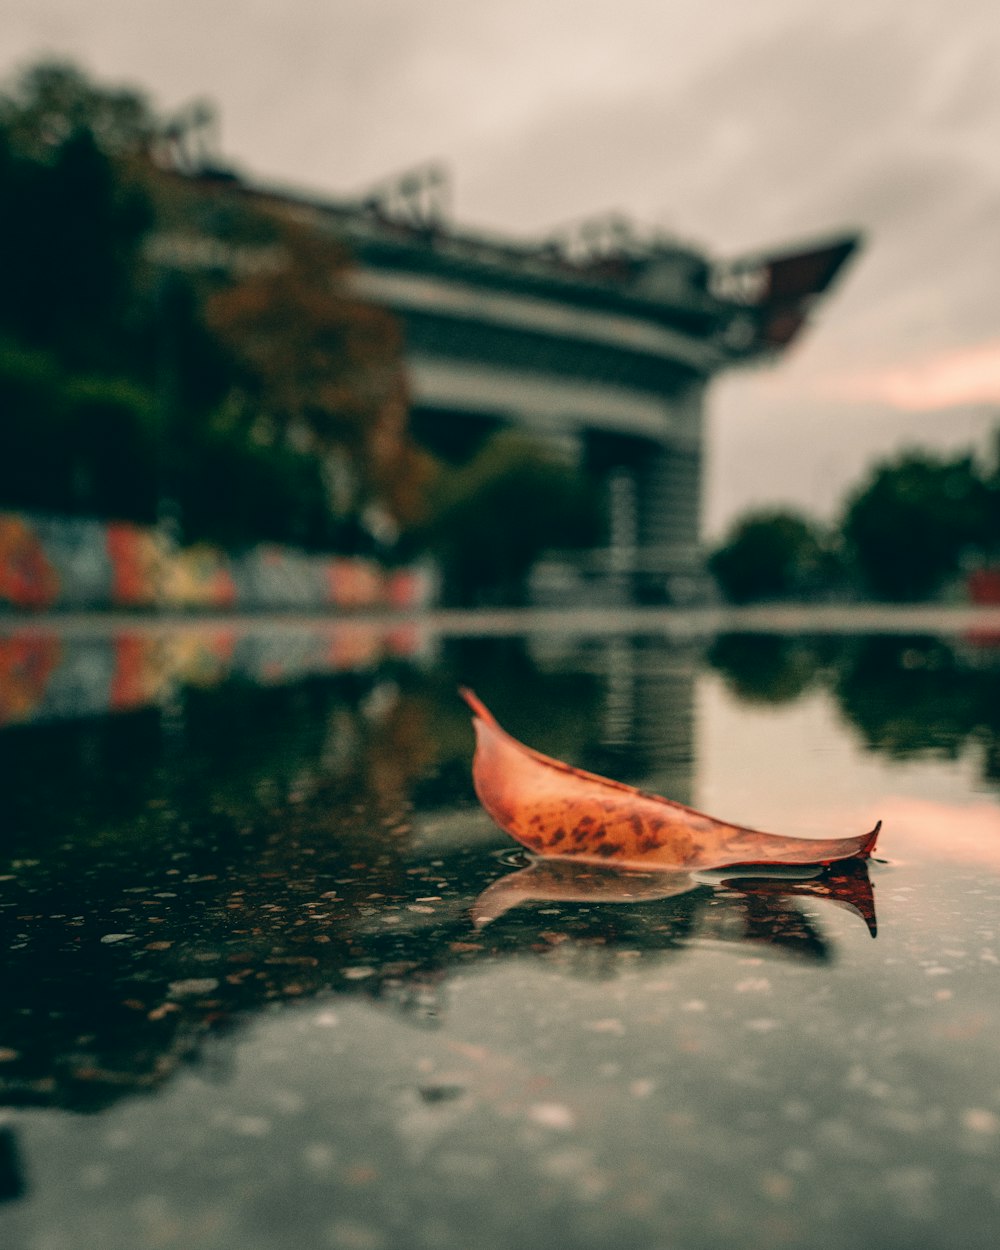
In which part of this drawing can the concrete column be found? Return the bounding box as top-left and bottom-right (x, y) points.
(633, 381), (706, 603)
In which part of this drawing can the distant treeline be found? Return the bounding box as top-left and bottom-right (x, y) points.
(708, 441), (1000, 602)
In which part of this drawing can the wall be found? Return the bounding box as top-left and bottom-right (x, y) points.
(0, 512), (432, 613)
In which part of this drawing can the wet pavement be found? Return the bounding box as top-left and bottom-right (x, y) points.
(1, 620), (999, 1249)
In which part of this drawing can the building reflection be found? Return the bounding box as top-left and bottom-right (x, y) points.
(526, 633), (698, 804)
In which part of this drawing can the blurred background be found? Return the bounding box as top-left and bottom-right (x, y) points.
(2, 0), (1000, 609)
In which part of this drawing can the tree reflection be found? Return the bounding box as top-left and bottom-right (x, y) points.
(706, 631), (1000, 789)
(0, 780), (877, 1124)
(832, 635), (999, 761)
(707, 634), (829, 705)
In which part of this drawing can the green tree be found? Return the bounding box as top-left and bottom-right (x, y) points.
(841, 451), (990, 601)
(984, 429), (1000, 556)
(423, 431), (602, 606)
(0, 62), (155, 372)
(708, 509), (837, 603)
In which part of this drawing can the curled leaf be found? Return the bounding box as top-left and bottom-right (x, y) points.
(462, 688), (880, 871)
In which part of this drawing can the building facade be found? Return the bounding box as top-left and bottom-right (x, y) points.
(231, 168), (859, 602)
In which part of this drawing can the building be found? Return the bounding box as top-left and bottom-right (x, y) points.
(194, 162), (859, 602)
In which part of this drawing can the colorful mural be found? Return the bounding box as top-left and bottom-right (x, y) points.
(0, 512), (432, 614)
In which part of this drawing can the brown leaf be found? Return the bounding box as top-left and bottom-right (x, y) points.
(461, 688), (880, 870)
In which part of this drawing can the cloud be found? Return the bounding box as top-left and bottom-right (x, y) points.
(842, 340), (1000, 412)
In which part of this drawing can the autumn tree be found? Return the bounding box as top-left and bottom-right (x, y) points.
(205, 205), (433, 547)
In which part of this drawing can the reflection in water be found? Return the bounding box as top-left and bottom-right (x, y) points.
(718, 857), (878, 938)
(0, 1128), (25, 1203)
(708, 631), (1000, 789)
(472, 858), (702, 925)
(707, 634), (829, 705)
(3, 625), (984, 1127)
(0, 622), (992, 1232)
(0, 629), (986, 1095)
(473, 857), (876, 942)
(0, 632), (679, 1124)
(0, 752), (878, 1125)
(585, 636), (697, 803)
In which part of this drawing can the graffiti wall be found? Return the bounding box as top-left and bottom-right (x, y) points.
(0, 512), (432, 613)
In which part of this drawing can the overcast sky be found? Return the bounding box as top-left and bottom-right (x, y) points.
(5, 0), (1000, 533)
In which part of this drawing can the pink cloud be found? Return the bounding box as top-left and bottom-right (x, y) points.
(837, 340), (1000, 411)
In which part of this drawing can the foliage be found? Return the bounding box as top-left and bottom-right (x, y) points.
(985, 429), (1000, 553)
(706, 634), (833, 704)
(0, 340), (157, 521)
(177, 428), (334, 551)
(204, 209), (425, 529)
(0, 58), (429, 556)
(0, 63), (155, 374)
(841, 451), (992, 601)
(423, 432), (602, 606)
(708, 509), (839, 603)
(0, 60), (155, 158)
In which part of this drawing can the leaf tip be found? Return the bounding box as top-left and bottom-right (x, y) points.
(862, 820), (882, 858)
(459, 687), (494, 724)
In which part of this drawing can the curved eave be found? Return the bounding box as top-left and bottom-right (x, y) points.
(350, 269), (730, 377)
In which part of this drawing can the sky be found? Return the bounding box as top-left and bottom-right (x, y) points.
(5, 0), (1000, 535)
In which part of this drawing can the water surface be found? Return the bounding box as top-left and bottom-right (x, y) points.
(1, 622), (999, 1249)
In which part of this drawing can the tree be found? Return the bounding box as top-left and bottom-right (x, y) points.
(841, 451), (991, 601)
(0, 58), (433, 553)
(984, 429), (1000, 556)
(0, 62), (155, 372)
(204, 202), (430, 540)
(708, 509), (837, 603)
(423, 431), (602, 606)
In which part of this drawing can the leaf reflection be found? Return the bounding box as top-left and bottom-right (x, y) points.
(472, 859), (701, 927)
(472, 855), (877, 956)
